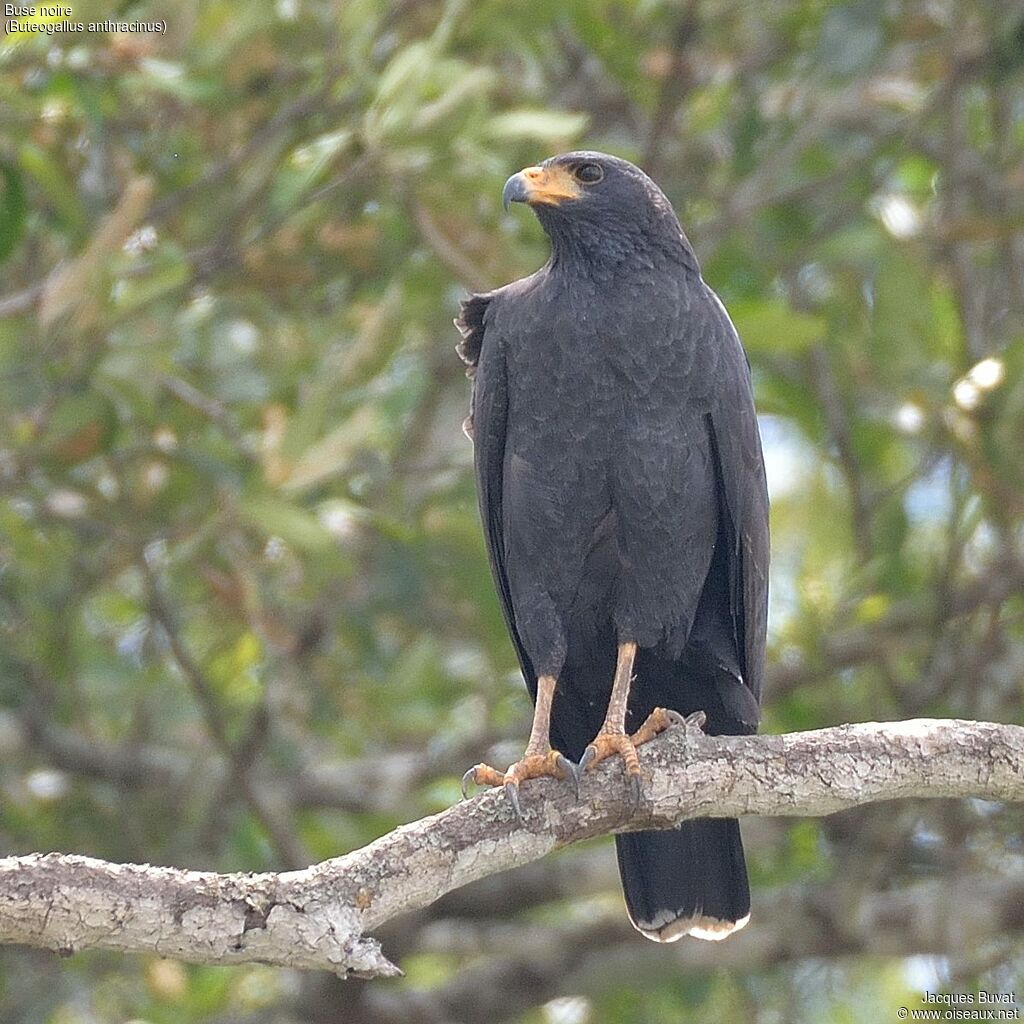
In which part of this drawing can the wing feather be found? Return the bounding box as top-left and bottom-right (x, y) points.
(458, 294), (538, 694)
(702, 289), (770, 703)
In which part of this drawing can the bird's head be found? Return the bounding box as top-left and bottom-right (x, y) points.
(501, 151), (695, 271)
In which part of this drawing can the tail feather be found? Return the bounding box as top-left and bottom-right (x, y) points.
(615, 818), (750, 942)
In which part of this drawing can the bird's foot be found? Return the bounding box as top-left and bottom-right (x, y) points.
(577, 730), (646, 808)
(461, 749), (576, 824)
(632, 707), (705, 745)
(579, 708), (703, 808)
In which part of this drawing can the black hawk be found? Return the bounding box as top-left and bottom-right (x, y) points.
(456, 152), (769, 942)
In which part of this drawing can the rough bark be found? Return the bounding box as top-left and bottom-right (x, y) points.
(0, 718), (1021, 978)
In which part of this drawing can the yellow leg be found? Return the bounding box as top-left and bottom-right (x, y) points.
(579, 643), (699, 806)
(462, 674), (575, 821)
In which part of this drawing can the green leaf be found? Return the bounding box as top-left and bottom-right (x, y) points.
(411, 67), (495, 132)
(19, 142), (86, 235)
(0, 163), (27, 263)
(486, 109), (588, 142)
(374, 40), (435, 109)
(40, 394), (119, 465)
(730, 299), (826, 353)
(111, 254), (191, 311)
(239, 496), (338, 553)
(281, 406), (381, 495)
(271, 129), (353, 213)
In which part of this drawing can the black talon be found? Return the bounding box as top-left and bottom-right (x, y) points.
(557, 753), (580, 799)
(664, 709), (686, 727)
(578, 746), (597, 775)
(461, 767), (477, 799)
(504, 781), (525, 824)
(684, 710), (707, 733)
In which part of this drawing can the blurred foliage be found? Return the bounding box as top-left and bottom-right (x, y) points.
(1, 0), (1023, 1022)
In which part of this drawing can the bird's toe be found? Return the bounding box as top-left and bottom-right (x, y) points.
(461, 762), (507, 798)
(503, 780), (524, 824)
(461, 749), (575, 819)
(629, 706), (698, 748)
(580, 732), (643, 789)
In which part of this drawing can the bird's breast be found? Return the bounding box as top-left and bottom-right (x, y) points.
(503, 288), (697, 446)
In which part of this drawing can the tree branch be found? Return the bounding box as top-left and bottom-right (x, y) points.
(0, 719), (1020, 978)
(767, 555), (1024, 697)
(333, 875), (1024, 1024)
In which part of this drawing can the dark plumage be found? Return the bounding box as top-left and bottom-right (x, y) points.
(457, 152), (769, 941)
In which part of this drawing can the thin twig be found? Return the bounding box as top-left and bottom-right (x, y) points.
(143, 564), (309, 870)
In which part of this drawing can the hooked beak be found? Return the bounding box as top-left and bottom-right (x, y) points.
(502, 173), (529, 210)
(502, 164), (581, 211)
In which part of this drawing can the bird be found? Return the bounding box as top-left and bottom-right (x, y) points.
(455, 151), (769, 942)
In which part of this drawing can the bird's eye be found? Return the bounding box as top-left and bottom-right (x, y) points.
(574, 163), (604, 184)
